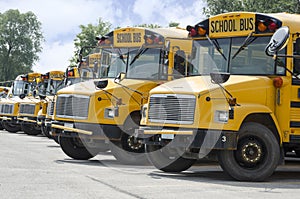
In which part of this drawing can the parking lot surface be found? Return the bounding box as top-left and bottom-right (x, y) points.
(1, 130), (300, 199)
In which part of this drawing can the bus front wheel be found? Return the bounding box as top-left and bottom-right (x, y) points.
(2, 122), (20, 133)
(109, 113), (149, 165)
(59, 136), (102, 160)
(218, 122), (280, 181)
(146, 144), (196, 172)
(21, 123), (41, 136)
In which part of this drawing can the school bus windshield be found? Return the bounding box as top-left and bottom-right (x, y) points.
(39, 79), (64, 96)
(190, 36), (285, 75)
(12, 80), (30, 96)
(190, 36), (286, 76)
(100, 47), (167, 80)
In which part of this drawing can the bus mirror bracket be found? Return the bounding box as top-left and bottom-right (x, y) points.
(210, 72), (239, 106)
(114, 72), (126, 83)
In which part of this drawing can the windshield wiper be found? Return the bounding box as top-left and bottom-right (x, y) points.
(117, 48), (126, 64)
(232, 32), (256, 59)
(109, 46), (126, 64)
(130, 47), (148, 65)
(206, 35), (227, 61)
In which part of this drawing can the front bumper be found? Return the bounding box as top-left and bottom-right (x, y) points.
(0, 116), (18, 124)
(51, 121), (122, 140)
(136, 127), (238, 150)
(18, 116), (38, 124)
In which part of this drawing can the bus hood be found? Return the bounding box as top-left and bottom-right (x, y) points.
(57, 78), (160, 96)
(150, 75), (273, 97)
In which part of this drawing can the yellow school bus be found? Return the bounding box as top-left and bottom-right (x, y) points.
(79, 51), (101, 80)
(17, 70), (65, 137)
(51, 27), (192, 163)
(137, 12), (300, 181)
(40, 67), (81, 141)
(0, 73), (41, 133)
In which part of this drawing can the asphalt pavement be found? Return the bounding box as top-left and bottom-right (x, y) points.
(1, 130), (300, 199)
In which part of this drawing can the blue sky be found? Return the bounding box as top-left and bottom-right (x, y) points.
(0, 0), (206, 73)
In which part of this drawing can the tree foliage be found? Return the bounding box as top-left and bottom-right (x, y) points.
(203, 0), (300, 17)
(71, 18), (111, 64)
(169, 22), (180, 27)
(134, 24), (162, 28)
(0, 9), (43, 82)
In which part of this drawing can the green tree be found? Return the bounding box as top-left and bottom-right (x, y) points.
(203, 0), (300, 17)
(134, 24), (162, 28)
(71, 18), (111, 65)
(0, 9), (43, 81)
(169, 22), (180, 27)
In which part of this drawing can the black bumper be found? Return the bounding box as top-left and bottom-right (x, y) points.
(51, 120), (122, 140)
(136, 127), (238, 150)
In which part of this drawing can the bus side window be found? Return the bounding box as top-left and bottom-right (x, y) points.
(173, 50), (186, 78)
(293, 38), (300, 74)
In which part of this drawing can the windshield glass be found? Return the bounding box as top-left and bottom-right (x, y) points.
(39, 79), (64, 96)
(12, 80), (30, 96)
(100, 48), (127, 78)
(191, 36), (285, 75)
(100, 47), (167, 80)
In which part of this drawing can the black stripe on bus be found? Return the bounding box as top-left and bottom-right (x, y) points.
(292, 79), (300, 85)
(290, 135), (300, 143)
(290, 121), (300, 128)
(291, 101), (300, 108)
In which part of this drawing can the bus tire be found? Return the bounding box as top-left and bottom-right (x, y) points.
(59, 136), (100, 160)
(21, 123), (41, 136)
(146, 144), (196, 172)
(218, 122), (280, 181)
(109, 113), (149, 165)
(109, 136), (149, 165)
(41, 123), (52, 138)
(2, 122), (20, 133)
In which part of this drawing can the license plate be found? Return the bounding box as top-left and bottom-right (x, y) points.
(64, 123), (73, 128)
(2, 116), (7, 120)
(161, 134), (174, 139)
(24, 117), (28, 121)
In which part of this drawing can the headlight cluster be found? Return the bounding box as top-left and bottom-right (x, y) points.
(214, 110), (229, 123)
(104, 107), (119, 119)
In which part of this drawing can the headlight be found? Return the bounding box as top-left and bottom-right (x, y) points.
(104, 107), (119, 119)
(214, 110), (228, 123)
(141, 104), (147, 118)
(105, 108), (115, 118)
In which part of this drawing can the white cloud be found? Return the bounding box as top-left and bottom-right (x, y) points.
(33, 41), (74, 73)
(0, 0), (206, 75)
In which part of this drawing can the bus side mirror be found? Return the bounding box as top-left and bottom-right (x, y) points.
(19, 93), (26, 99)
(95, 79), (108, 89)
(39, 94), (46, 100)
(210, 72), (230, 84)
(265, 26), (290, 56)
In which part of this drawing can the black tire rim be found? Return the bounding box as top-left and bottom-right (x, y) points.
(234, 135), (266, 169)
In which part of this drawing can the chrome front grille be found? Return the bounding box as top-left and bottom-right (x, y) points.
(47, 101), (55, 116)
(148, 94), (196, 124)
(19, 104), (36, 115)
(0, 104), (14, 114)
(55, 94), (90, 119)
